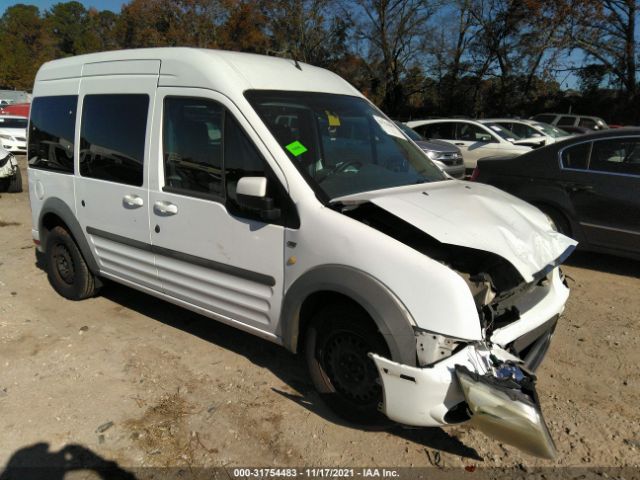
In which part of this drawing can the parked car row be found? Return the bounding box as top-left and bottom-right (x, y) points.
(406, 118), (534, 174)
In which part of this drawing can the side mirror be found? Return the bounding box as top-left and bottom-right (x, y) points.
(236, 176), (281, 221)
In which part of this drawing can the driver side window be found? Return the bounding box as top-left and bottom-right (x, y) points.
(163, 97), (224, 198)
(162, 96), (298, 226)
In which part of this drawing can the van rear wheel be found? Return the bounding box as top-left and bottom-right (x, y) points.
(45, 226), (97, 300)
(305, 303), (391, 426)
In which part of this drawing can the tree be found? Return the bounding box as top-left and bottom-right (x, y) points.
(352, 0), (439, 115)
(572, 0), (638, 96)
(116, 0), (222, 48)
(261, 0), (351, 68)
(0, 4), (51, 90)
(217, 0), (269, 52)
(44, 1), (93, 56)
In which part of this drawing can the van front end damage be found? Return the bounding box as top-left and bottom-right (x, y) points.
(369, 266), (570, 459)
(370, 342), (556, 459)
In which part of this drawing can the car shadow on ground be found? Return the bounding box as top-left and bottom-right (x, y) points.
(565, 251), (640, 278)
(0, 442), (135, 479)
(98, 281), (482, 462)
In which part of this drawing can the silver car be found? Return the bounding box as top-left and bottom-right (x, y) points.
(396, 122), (465, 178)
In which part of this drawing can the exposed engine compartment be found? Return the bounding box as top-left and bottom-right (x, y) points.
(342, 202), (553, 334)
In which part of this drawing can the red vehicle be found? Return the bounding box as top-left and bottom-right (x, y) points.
(0, 103), (30, 117)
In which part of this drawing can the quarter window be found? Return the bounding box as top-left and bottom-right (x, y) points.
(561, 142), (590, 170)
(590, 138), (640, 176)
(80, 94), (149, 186)
(28, 95), (77, 173)
(557, 116), (575, 126)
(413, 123), (454, 140)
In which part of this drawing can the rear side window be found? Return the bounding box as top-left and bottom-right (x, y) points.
(578, 118), (597, 129)
(28, 95), (77, 173)
(561, 142), (590, 170)
(414, 122), (454, 140)
(590, 138), (640, 176)
(532, 114), (555, 124)
(80, 94), (149, 186)
(557, 116), (575, 126)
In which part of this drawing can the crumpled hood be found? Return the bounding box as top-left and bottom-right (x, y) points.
(337, 181), (577, 282)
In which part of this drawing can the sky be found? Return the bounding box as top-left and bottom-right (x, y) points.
(0, 0), (123, 12)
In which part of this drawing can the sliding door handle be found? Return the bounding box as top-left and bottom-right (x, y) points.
(154, 201), (178, 216)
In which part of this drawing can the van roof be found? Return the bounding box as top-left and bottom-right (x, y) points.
(34, 47), (361, 98)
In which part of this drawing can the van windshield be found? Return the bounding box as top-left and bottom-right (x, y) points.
(245, 90), (446, 201)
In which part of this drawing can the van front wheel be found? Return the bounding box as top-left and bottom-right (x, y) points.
(305, 304), (390, 426)
(45, 226), (97, 300)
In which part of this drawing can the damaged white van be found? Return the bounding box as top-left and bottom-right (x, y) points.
(28, 48), (576, 459)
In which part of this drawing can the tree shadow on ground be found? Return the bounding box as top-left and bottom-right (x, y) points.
(99, 281), (482, 462)
(0, 442), (135, 480)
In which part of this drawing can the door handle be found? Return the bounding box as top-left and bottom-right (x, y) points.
(154, 201), (178, 216)
(123, 194), (144, 208)
(560, 182), (593, 193)
(454, 142), (466, 146)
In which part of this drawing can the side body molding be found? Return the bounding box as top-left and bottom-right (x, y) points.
(38, 197), (100, 275)
(279, 265), (418, 366)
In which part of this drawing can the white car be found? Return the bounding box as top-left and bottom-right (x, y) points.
(406, 118), (532, 173)
(0, 115), (28, 154)
(29, 48), (576, 458)
(480, 118), (572, 146)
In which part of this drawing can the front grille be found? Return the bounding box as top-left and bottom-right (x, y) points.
(441, 158), (463, 166)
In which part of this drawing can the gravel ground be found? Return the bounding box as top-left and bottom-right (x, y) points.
(1, 158), (639, 477)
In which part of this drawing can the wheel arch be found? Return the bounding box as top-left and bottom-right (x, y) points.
(38, 197), (100, 275)
(279, 265), (417, 366)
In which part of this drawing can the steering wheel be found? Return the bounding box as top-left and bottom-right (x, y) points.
(318, 160), (363, 183)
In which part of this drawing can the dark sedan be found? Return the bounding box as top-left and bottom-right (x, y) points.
(472, 128), (640, 260)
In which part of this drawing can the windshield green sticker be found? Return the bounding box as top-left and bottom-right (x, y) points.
(285, 140), (308, 157)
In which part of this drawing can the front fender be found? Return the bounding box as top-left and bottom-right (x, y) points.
(279, 265), (418, 366)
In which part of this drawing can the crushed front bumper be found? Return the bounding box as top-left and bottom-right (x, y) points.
(456, 364), (556, 459)
(0, 153), (17, 179)
(370, 342), (557, 459)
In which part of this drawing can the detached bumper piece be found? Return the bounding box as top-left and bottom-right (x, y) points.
(455, 363), (556, 459)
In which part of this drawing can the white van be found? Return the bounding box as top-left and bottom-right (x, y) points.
(28, 48), (576, 458)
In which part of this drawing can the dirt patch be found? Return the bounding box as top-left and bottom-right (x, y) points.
(124, 392), (200, 467)
(0, 220), (20, 227)
(0, 158), (639, 471)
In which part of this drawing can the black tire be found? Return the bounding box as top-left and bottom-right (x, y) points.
(7, 168), (22, 193)
(45, 226), (97, 300)
(305, 303), (391, 425)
